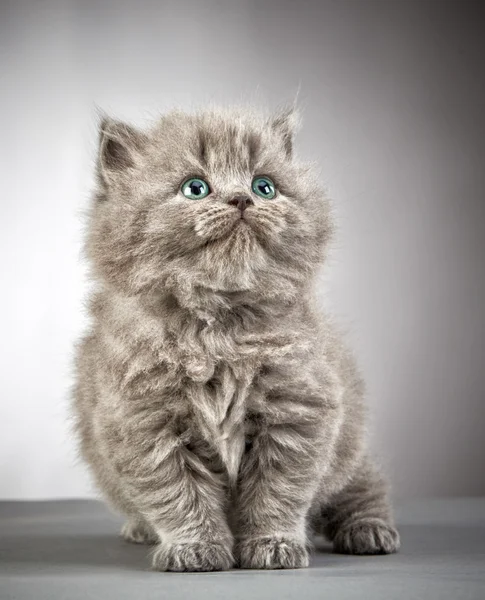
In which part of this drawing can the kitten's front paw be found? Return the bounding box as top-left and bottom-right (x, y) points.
(121, 518), (158, 545)
(237, 536), (309, 569)
(152, 540), (234, 572)
(333, 518), (400, 555)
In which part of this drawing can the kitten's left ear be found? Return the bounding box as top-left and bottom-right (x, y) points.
(269, 106), (300, 158)
(97, 117), (147, 185)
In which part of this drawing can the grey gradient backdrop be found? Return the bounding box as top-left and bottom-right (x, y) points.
(1, 0), (484, 499)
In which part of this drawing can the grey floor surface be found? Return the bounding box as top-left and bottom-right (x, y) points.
(0, 498), (484, 600)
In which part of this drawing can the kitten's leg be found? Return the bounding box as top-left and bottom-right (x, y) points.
(235, 403), (331, 570)
(323, 458), (400, 555)
(121, 515), (158, 545)
(111, 424), (234, 572)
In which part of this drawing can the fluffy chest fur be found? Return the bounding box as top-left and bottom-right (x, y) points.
(188, 362), (253, 483)
(95, 290), (311, 483)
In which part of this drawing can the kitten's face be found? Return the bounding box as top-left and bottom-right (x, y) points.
(88, 109), (331, 306)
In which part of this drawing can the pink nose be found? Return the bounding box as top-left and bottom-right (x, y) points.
(228, 196), (254, 213)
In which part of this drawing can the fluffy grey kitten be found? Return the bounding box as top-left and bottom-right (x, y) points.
(73, 106), (400, 572)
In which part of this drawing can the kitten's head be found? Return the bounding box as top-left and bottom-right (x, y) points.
(87, 107), (332, 310)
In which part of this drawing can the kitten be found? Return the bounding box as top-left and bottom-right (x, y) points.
(73, 106), (400, 571)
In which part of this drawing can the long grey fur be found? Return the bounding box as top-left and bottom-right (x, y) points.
(72, 106), (400, 571)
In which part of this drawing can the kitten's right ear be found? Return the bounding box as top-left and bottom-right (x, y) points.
(269, 106), (300, 159)
(97, 117), (146, 185)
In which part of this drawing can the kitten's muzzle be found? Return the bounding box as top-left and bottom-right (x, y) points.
(228, 195), (254, 216)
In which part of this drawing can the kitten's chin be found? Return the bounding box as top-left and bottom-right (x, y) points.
(192, 221), (266, 292)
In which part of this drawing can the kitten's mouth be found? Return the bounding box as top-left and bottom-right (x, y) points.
(225, 214), (249, 230)
(199, 216), (250, 247)
(233, 218), (253, 233)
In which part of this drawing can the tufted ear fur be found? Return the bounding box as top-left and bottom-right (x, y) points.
(269, 106), (300, 158)
(98, 117), (146, 185)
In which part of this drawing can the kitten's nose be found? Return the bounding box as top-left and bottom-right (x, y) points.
(228, 196), (254, 214)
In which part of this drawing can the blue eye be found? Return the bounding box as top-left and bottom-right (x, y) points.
(252, 176), (276, 199)
(181, 178), (210, 199)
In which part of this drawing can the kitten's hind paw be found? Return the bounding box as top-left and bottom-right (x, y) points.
(333, 518), (400, 555)
(152, 540), (234, 572)
(237, 536), (309, 569)
(121, 518), (158, 545)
